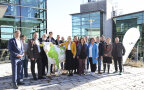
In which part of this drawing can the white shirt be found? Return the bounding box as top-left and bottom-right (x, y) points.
(89, 45), (93, 57)
(67, 42), (71, 50)
(49, 38), (52, 42)
(35, 39), (41, 53)
(42, 38), (47, 41)
(96, 43), (99, 47)
(35, 39), (40, 45)
(23, 43), (28, 52)
(85, 42), (89, 46)
(15, 38), (21, 49)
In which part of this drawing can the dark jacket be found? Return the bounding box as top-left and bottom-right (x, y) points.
(99, 41), (105, 57)
(55, 39), (61, 45)
(103, 43), (113, 57)
(47, 36), (55, 44)
(39, 38), (48, 43)
(112, 43), (126, 58)
(60, 40), (65, 44)
(8, 38), (24, 60)
(77, 43), (88, 59)
(27, 39), (41, 59)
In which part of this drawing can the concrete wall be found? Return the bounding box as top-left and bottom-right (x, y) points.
(79, 0), (113, 39)
(80, 0), (106, 13)
(103, 0), (113, 39)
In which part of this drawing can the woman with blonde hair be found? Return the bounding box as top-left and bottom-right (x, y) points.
(103, 38), (113, 74)
(59, 36), (76, 76)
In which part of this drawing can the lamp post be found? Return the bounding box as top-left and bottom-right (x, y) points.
(88, 19), (95, 38)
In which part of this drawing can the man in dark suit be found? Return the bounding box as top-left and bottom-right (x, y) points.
(27, 32), (45, 80)
(47, 32), (55, 73)
(112, 37), (126, 75)
(47, 32), (55, 44)
(98, 36), (105, 74)
(55, 35), (60, 45)
(60, 36), (65, 43)
(39, 33), (48, 76)
(8, 30), (24, 89)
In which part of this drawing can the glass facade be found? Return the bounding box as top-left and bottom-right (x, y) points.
(0, 0), (47, 49)
(72, 11), (103, 38)
(113, 12), (144, 59)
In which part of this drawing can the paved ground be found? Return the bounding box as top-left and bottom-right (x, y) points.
(0, 63), (144, 90)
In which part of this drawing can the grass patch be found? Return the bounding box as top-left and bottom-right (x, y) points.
(124, 58), (144, 67)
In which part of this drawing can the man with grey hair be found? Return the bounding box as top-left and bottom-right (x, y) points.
(112, 37), (126, 75)
(27, 32), (45, 80)
(8, 30), (24, 89)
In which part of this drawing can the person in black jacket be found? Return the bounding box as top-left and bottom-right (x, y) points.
(112, 37), (125, 75)
(60, 36), (65, 43)
(98, 36), (105, 74)
(47, 32), (56, 73)
(47, 32), (56, 44)
(39, 33), (48, 76)
(55, 35), (60, 45)
(77, 38), (88, 75)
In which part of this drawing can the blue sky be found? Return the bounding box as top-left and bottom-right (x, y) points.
(47, 0), (144, 39)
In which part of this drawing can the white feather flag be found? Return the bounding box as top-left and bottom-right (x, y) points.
(122, 28), (140, 64)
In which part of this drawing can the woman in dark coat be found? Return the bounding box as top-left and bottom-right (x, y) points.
(77, 38), (88, 75)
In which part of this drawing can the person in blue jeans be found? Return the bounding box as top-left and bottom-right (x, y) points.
(84, 36), (90, 72)
(8, 30), (24, 89)
(21, 35), (28, 79)
(95, 36), (101, 74)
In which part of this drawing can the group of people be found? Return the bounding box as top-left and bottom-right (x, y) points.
(8, 30), (125, 89)
(59, 35), (125, 76)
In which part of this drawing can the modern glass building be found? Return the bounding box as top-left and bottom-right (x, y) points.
(72, 0), (144, 60)
(71, 11), (103, 38)
(71, 0), (113, 38)
(0, 0), (47, 49)
(113, 11), (144, 59)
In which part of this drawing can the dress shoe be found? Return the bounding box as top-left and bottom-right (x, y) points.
(113, 71), (118, 73)
(33, 77), (38, 80)
(38, 77), (46, 79)
(98, 72), (102, 74)
(74, 71), (77, 74)
(13, 84), (18, 89)
(68, 73), (73, 76)
(119, 72), (122, 75)
(17, 82), (25, 85)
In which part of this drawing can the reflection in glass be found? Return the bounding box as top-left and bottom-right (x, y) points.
(0, 0), (47, 50)
(72, 11), (101, 38)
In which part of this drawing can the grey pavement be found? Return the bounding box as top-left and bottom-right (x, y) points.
(0, 63), (144, 90)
